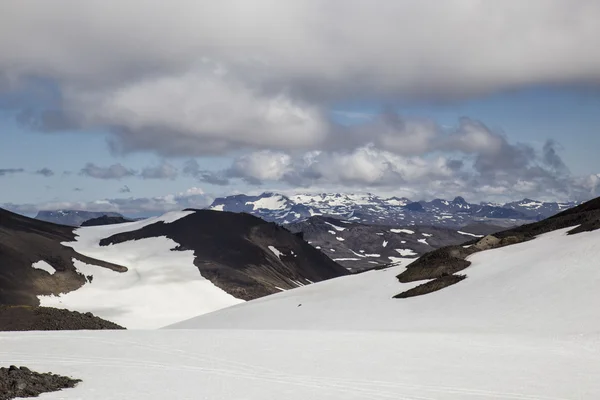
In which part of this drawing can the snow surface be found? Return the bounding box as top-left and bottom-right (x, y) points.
(245, 195), (288, 210)
(174, 227), (600, 334)
(32, 260), (55, 275)
(395, 248), (418, 257)
(211, 204), (225, 211)
(457, 230), (485, 238)
(268, 245), (284, 259)
(324, 221), (346, 231)
(6, 329), (599, 400)
(6, 226), (600, 398)
(417, 238), (429, 245)
(382, 240), (388, 247)
(390, 228), (414, 234)
(39, 211), (243, 329)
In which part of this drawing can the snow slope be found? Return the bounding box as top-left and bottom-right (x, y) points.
(173, 227), (600, 334)
(39, 211), (243, 329)
(2, 329), (598, 400)
(3, 227), (600, 398)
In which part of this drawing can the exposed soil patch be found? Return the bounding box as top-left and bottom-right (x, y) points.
(0, 305), (124, 331)
(0, 365), (81, 400)
(394, 196), (600, 298)
(394, 274), (467, 298)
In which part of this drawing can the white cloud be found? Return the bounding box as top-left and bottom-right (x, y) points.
(1, 0), (600, 155)
(141, 162), (179, 180)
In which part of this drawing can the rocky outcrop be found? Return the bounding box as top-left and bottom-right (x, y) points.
(0, 365), (81, 400)
(0, 305), (124, 331)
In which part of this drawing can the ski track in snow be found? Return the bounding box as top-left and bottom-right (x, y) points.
(1, 330), (597, 399)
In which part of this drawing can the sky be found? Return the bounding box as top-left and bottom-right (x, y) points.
(1, 0), (600, 216)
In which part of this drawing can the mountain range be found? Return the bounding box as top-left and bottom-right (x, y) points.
(3, 197), (600, 398)
(208, 192), (578, 227)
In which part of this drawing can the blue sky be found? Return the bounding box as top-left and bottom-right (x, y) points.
(1, 1), (600, 214)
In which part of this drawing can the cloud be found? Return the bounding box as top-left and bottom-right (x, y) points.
(35, 167), (55, 177)
(141, 162), (178, 180)
(119, 185), (131, 193)
(200, 116), (598, 202)
(0, 168), (24, 176)
(3, 187), (212, 217)
(80, 163), (136, 180)
(1, 1), (599, 156)
(183, 159), (230, 186)
(228, 151), (293, 185)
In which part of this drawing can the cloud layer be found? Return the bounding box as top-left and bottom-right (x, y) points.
(186, 116), (598, 202)
(2, 0), (600, 157)
(1, 1), (599, 203)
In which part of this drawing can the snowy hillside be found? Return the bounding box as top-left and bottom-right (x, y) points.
(1, 207), (347, 329)
(39, 211), (244, 329)
(3, 226), (600, 399)
(171, 226), (600, 333)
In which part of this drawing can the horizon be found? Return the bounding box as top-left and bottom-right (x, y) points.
(6, 190), (582, 219)
(2, 1), (600, 215)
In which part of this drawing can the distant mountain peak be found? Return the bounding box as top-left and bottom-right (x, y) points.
(453, 196), (467, 204)
(208, 192), (577, 227)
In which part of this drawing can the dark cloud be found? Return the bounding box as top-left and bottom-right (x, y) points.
(2, 1), (600, 157)
(141, 162), (178, 180)
(73, 187), (83, 192)
(80, 163), (136, 180)
(194, 115), (588, 201)
(35, 168), (55, 177)
(542, 140), (569, 174)
(183, 160), (230, 186)
(0, 168), (24, 176)
(119, 185), (131, 193)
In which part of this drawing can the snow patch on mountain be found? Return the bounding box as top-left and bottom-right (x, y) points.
(32, 260), (55, 275)
(38, 210), (242, 329)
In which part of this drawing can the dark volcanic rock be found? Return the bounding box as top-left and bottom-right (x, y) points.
(0, 305), (124, 331)
(99, 210), (349, 300)
(285, 216), (474, 272)
(394, 274), (467, 298)
(81, 215), (132, 226)
(0, 365), (81, 400)
(0, 208), (127, 306)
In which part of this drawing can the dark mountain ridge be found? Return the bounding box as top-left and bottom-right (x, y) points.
(0, 208), (126, 306)
(99, 209), (349, 300)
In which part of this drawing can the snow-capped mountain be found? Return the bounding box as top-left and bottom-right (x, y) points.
(209, 192), (577, 227)
(35, 210), (125, 226)
(503, 198), (578, 218)
(1, 208), (348, 328)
